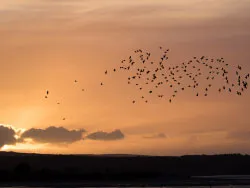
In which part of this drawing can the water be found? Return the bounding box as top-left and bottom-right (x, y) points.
(1, 186), (250, 188)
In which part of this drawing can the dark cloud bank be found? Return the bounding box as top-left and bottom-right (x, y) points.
(21, 126), (85, 144)
(0, 125), (126, 148)
(86, 129), (125, 141)
(0, 125), (16, 148)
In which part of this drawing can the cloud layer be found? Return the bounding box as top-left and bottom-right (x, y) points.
(0, 125), (16, 148)
(86, 129), (125, 141)
(143, 133), (167, 139)
(21, 126), (85, 144)
(227, 131), (250, 142)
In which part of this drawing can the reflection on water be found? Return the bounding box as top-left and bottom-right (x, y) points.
(194, 175), (250, 180)
(1, 186), (250, 188)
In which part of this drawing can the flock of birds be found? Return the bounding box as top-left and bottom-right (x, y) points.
(44, 47), (249, 120)
(103, 47), (249, 104)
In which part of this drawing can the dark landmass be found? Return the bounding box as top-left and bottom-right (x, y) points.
(0, 151), (250, 186)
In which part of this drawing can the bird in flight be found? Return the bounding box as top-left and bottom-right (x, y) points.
(43, 46), (249, 123)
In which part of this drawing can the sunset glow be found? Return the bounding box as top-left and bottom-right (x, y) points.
(0, 0), (250, 155)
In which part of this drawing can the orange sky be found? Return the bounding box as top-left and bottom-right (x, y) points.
(0, 0), (250, 155)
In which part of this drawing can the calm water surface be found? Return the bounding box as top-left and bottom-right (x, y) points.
(2, 186), (250, 188)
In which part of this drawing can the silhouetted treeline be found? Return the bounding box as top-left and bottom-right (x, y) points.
(0, 152), (250, 183)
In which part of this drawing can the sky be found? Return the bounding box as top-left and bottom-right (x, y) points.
(0, 0), (250, 155)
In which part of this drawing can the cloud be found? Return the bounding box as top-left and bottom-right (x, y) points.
(143, 133), (167, 139)
(0, 125), (16, 148)
(21, 126), (85, 144)
(227, 131), (250, 142)
(86, 129), (125, 141)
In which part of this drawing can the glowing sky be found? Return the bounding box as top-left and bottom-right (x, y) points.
(0, 0), (250, 155)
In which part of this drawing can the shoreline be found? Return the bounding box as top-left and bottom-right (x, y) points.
(0, 179), (250, 187)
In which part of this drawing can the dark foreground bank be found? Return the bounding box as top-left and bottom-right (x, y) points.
(0, 152), (250, 186)
(1, 178), (250, 187)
